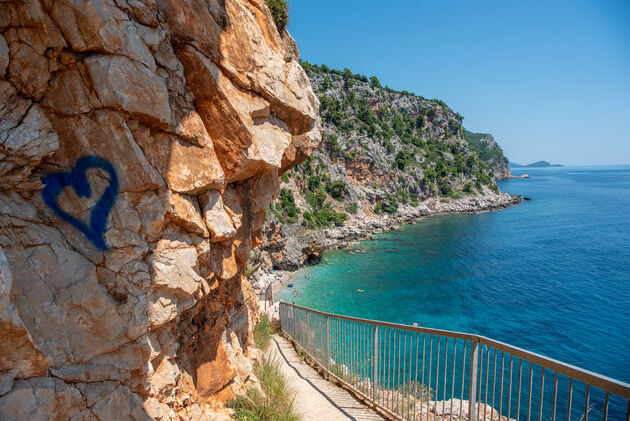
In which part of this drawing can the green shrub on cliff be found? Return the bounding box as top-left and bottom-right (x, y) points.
(327, 180), (349, 200)
(265, 0), (289, 34)
(253, 314), (274, 350)
(464, 130), (509, 167)
(229, 353), (299, 421)
(382, 194), (399, 213)
(302, 205), (348, 229)
(463, 182), (474, 194)
(395, 151), (414, 170)
(279, 188), (298, 223)
(323, 134), (341, 156)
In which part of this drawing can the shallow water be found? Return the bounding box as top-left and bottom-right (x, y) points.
(277, 166), (630, 418)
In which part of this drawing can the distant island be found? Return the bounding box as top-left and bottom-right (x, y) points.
(510, 160), (564, 168)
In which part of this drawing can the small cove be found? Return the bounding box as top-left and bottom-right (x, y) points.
(277, 166), (630, 392)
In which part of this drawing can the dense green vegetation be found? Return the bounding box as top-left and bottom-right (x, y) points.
(267, 62), (507, 228)
(464, 130), (508, 167)
(282, 155), (349, 229)
(253, 314), (274, 350)
(229, 354), (299, 421)
(265, 0), (289, 34)
(313, 64), (499, 198)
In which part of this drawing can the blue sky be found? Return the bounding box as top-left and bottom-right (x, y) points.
(287, 0), (630, 165)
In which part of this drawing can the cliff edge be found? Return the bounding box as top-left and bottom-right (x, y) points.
(0, 0), (319, 419)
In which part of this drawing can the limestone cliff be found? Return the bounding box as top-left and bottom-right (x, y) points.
(254, 64), (518, 271)
(0, 0), (319, 419)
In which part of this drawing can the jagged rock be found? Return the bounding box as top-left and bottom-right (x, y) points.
(200, 190), (237, 242)
(41, 69), (91, 115)
(0, 0), (319, 419)
(0, 377), (87, 420)
(85, 55), (172, 127)
(0, 369), (16, 397)
(149, 244), (204, 298)
(0, 246), (48, 378)
(165, 191), (209, 238)
(166, 135), (224, 195)
(0, 34), (8, 78)
(177, 45), (292, 182)
(0, 83), (59, 188)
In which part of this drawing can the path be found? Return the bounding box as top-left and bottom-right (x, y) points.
(271, 335), (386, 421)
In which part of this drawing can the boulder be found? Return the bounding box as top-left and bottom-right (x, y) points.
(200, 190), (237, 242)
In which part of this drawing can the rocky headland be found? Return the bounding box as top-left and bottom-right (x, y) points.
(250, 64), (521, 280)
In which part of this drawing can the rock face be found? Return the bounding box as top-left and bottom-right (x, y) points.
(253, 64), (519, 273)
(0, 1), (319, 419)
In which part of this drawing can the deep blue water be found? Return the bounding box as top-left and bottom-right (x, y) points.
(277, 166), (630, 418)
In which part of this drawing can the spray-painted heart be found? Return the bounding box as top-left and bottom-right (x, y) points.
(42, 155), (119, 250)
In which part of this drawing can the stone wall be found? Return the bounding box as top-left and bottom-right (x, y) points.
(0, 0), (319, 419)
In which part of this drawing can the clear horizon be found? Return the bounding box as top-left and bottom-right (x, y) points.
(287, 0), (630, 166)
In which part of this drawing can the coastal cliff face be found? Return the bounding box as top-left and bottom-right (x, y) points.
(254, 65), (517, 272)
(0, 0), (319, 419)
(463, 131), (512, 180)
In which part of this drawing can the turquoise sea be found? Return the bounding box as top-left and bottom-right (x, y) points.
(277, 166), (630, 417)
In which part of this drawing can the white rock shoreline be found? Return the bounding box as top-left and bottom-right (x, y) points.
(253, 190), (521, 294)
(320, 190), (521, 251)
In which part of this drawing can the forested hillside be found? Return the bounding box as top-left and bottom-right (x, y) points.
(254, 62), (518, 272)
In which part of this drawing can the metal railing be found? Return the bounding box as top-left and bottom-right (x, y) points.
(256, 285), (274, 311)
(279, 301), (630, 421)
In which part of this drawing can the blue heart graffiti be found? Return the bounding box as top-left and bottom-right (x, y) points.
(42, 155), (119, 250)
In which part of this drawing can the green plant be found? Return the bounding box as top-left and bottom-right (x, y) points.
(279, 188), (298, 223)
(305, 188), (327, 210)
(395, 151), (414, 171)
(438, 179), (452, 196)
(323, 134), (341, 156)
(464, 130), (509, 168)
(229, 354), (300, 421)
(463, 182), (474, 194)
(265, 0), (289, 34)
(327, 180), (348, 200)
(253, 314), (274, 350)
(382, 194), (398, 213)
(302, 205), (348, 229)
(280, 173), (290, 183)
(345, 202), (358, 214)
(322, 76), (332, 90)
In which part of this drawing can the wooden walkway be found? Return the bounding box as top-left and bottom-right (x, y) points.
(271, 335), (386, 421)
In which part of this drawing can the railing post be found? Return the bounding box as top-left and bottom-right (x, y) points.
(306, 310), (310, 352)
(469, 339), (479, 421)
(372, 324), (378, 404)
(325, 315), (330, 372)
(279, 302), (283, 331)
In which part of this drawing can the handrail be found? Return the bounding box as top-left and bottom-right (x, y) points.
(279, 301), (630, 421)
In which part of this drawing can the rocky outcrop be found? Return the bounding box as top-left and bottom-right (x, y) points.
(0, 0), (319, 419)
(463, 131), (512, 180)
(254, 64), (520, 274)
